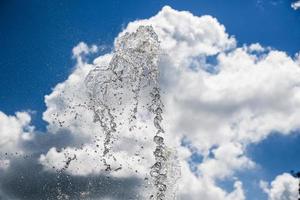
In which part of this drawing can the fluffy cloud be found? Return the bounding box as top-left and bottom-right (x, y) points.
(292, 0), (300, 10)
(2, 5), (300, 200)
(0, 111), (34, 169)
(42, 45), (111, 138)
(260, 173), (298, 200)
(120, 6), (236, 68)
(197, 143), (255, 180)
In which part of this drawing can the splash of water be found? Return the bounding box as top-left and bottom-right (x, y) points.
(85, 25), (180, 199)
(149, 87), (181, 200)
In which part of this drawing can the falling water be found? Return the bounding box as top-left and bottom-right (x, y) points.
(85, 25), (180, 199)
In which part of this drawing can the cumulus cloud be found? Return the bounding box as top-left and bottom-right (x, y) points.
(197, 143), (255, 180)
(121, 6), (236, 68)
(72, 42), (98, 65)
(0, 111), (34, 150)
(260, 173), (298, 200)
(1, 5), (300, 200)
(291, 0), (300, 10)
(0, 111), (34, 169)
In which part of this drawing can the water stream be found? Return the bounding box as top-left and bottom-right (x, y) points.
(85, 25), (180, 199)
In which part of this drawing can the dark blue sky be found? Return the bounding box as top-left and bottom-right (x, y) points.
(0, 1), (300, 198)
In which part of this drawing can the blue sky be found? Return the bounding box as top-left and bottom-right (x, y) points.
(1, 1), (300, 199)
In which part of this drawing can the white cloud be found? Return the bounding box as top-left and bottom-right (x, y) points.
(38, 6), (300, 200)
(177, 152), (246, 200)
(292, 0), (300, 10)
(0, 111), (34, 169)
(260, 173), (298, 200)
(72, 42), (98, 65)
(120, 6), (236, 69)
(39, 143), (153, 177)
(42, 44), (111, 139)
(247, 43), (265, 52)
(198, 143), (255, 180)
(0, 111), (34, 152)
